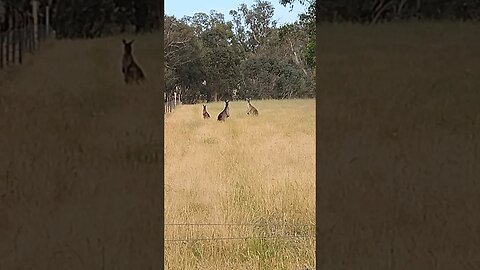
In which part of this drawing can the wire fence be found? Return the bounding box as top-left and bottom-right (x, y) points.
(165, 222), (316, 227)
(165, 223), (316, 270)
(165, 235), (316, 243)
(0, 24), (50, 69)
(165, 94), (181, 113)
(164, 223), (316, 270)
(165, 222), (316, 243)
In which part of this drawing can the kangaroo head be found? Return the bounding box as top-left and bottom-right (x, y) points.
(122, 39), (134, 54)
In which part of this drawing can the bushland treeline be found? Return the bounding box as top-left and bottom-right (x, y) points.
(0, 0), (161, 38)
(315, 0), (480, 23)
(165, 0), (316, 103)
(3, 0), (475, 102)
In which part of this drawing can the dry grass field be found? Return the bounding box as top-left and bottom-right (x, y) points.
(0, 34), (163, 269)
(2, 21), (479, 270)
(164, 99), (316, 269)
(317, 22), (480, 269)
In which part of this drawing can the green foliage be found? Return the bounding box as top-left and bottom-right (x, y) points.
(52, 0), (117, 38)
(240, 56), (312, 99)
(0, 0), (161, 38)
(165, 1), (315, 104)
(313, 0), (480, 23)
(280, 0), (315, 68)
(164, 16), (205, 101)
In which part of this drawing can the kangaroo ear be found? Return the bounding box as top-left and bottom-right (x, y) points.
(122, 39), (127, 44)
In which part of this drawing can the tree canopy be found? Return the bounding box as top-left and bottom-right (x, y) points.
(0, 0), (161, 38)
(165, 0), (316, 104)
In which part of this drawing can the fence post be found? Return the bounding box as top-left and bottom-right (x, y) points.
(5, 28), (9, 66)
(12, 29), (16, 64)
(13, 11), (18, 64)
(0, 4), (50, 69)
(19, 28), (23, 64)
(0, 33), (3, 68)
(28, 19), (32, 53)
(32, 0), (38, 50)
(46, 5), (50, 37)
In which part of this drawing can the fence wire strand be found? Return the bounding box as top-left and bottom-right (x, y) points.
(165, 223), (315, 227)
(165, 234), (316, 243)
(165, 222), (316, 243)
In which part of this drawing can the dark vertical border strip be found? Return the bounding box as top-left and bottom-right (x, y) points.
(315, 16), (480, 270)
(315, 1), (321, 269)
(159, 0), (165, 268)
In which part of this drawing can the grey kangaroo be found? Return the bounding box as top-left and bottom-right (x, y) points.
(217, 100), (230, 121)
(202, 104), (211, 119)
(246, 98), (258, 116)
(121, 39), (146, 84)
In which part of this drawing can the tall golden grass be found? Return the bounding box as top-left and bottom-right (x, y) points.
(0, 33), (163, 269)
(165, 99), (316, 269)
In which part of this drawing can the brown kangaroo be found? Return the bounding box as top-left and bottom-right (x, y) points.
(202, 104), (210, 119)
(246, 98), (258, 116)
(121, 39), (146, 84)
(217, 100), (230, 121)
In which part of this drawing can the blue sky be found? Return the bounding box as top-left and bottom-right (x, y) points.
(165, 0), (308, 25)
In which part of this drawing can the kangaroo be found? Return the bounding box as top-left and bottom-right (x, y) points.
(246, 98), (259, 116)
(121, 39), (146, 84)
(202, 104), (210, 119)
(217, 100), (230, 121)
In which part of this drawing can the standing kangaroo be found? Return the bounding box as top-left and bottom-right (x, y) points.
(202, 104), (210, 119)
(121, 39), (146, 84)
(217, 100), (230, 121)
(246, 98), (259, 116)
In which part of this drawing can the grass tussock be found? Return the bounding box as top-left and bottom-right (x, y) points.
(165, 99), (316, 269)
(0, 33), (163, 269)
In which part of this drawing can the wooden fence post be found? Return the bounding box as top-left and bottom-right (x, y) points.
(19, 24), (23, 64)
(0, 33), (3, 68)
(13, 10), (18, 64)
(5, 27), (9, 66)
(46, 5), (50, 37)
(28, 18), (32, 53)
(12, 29), (16, 64)
(0, 2), (49, 69)
(32, 0), (38, 50)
